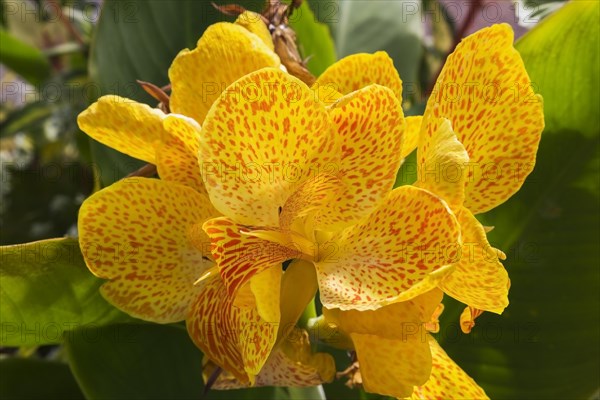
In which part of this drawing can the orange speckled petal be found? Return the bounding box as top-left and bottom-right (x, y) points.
(460, 306), (484, 334)
(316, 185), (461, 311)
(416, 117), (469, 211)
(280, 174), (342, 235)
(206, 328), (335, 388)
(317, 85), (406, 230)
(203, 217), (298, 298)
(440, 207), (509, 314)
(158, 114), (205, 193)
(410, 337), (489, 399)
(400, 116), (422, 160)
(187, 274), (247, 383)
(199, 68), (339, 226)
(169, 23), (280, 124)
(188, 273), (279, 383)
(77, 95), (166, 164)
(311, 81), (344, 105)
(315, 52), (403, 100)
(353, 333), (431, 398)
(426, 23), (544, 214)
(78, 178), (217, 323)
(235, 11), (273, 50)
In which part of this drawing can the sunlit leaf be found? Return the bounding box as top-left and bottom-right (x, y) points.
(0, 238), (131, 346)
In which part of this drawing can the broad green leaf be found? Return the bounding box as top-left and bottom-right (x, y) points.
(0, 28), (50, 86)
(289, 1), (337, 76)
(0, 238), (130, 346)
(65, 323), (322, 400)
(0, 358), (84, 399)
(516, 0), (599, 138)
(332, 0), (425, 101)
(439, 129), (599, 399)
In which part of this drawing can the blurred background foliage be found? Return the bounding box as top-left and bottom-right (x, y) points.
(0, 0), (598, 399)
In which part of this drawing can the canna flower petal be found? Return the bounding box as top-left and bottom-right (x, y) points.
(426, 23), (544, 214)
(203, 217), (300, 298)
(78, 178), (218, 323)
(169, 23), (280, 124)
(400, 116), (423, 160)
(439, 207), (509, 313)
(416, 117), (469, 211)
(204, 328), (335, 389)
(314, 52), (403, 100)
(187, 272), (279, 384)
(199, 68), (339, 227)
(317, 84), (405, 230)
(278, 260), (319, 339)
(315, 185), (461, 310)
(234, 11), (274, 50)
(77, 95), (166, 164)
(323, 289), (443, 398)
(410, 337), (489, 399)
(158, 114), (205, 193)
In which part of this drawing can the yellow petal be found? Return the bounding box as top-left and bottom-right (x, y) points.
(278, 260), (318, 340)
(460, 306), (484, 334)
(311, 81), (344, 105)
(401, 116), (422, 160)
(279, 174), (343, 236)
(77, 95), (166, 164)
(315, 52), (403, 100)
(440, 207), (509, 313)
(315, 185), (461, 310)
(416, 117), (469, 211)
(410, 337), (489, 399)
(317, 84), (406, 230)
(203, 217), (298, 298)
(78, 178), (217, 323)
(158, 114), (205, 193)
(169, 23), (280, 124)
(323, 289), (443, 340)
(353, 333), (431, 398)
(205, 328), (335, 388)
(426, 23), (544, 214)
(199, 68), (339, 226)
(187, 273), (279, 383)
(249, 265), (281, 325)
(188, 274), (247, 383)
(235, 11), (273, 50)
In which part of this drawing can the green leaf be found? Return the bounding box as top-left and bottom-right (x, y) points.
(0, 358), (84, 399)
(289, 1), (337, 76)
(436, 3), (600, 398)
(332, 0), (425, 100)
(0, 238), (130, 346)
(439, 129), (599, 399)
(0, 28), (50, 86)
(87, 0), (248, 185)
(65, 323), (320, 400)
(516, 0), (599, 138)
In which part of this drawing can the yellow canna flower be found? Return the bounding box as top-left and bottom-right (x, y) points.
(192, 64), (461, 396)
(77, 12), (335, 386)
(75, 13), (542, 397)
(412, 24), (544, 317)
(407, 335), (490, 399)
